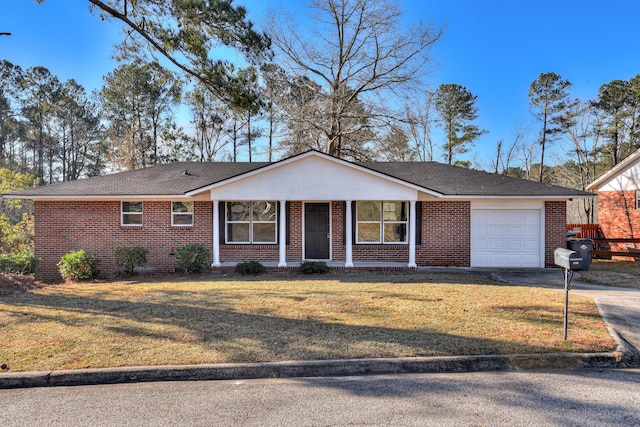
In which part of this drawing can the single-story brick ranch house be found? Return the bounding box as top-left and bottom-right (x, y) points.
(587, 149), (640, 258)
(6, 150), (590, 281)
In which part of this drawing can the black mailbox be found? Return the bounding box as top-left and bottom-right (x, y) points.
(554, 248), (583, 271)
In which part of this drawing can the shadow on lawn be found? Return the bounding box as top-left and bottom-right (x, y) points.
(3, 288), (563, 366)
(495, 304), (605, 325)
(131, 270), (504, 286)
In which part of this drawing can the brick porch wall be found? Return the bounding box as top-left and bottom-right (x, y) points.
(34, 201), (212, 282)
(328, 201), (411, 263)
(597, 191), (640, 254)
(545, 201), (567, 267)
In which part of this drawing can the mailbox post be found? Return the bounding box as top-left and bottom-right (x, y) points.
(554, 248), (583, 340)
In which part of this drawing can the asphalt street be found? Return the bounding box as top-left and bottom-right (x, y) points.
(1, 369), (639, 426)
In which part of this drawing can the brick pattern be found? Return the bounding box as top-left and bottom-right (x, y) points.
(35, 201), (212, 282)
(417, 201), (471, 266)
(545, 201), (567, 267)
(35, 198), (568, 281)
(598, 191), (640, 255)
(331, 202), (345, 261)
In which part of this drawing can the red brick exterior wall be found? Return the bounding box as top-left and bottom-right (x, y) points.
(417, 201), (471, 267)
(545, 201), (567, 267)
(598, 191), (640, 254)
(34, 199), (566, 281)
(35, 201), (212, 282)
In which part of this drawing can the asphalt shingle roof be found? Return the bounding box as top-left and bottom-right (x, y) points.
(5, 155), (590, 198)
(360, 162), (589, 197)
(7, 162), (269, 197)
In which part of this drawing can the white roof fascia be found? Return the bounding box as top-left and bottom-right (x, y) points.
(587, 149), (640, 191)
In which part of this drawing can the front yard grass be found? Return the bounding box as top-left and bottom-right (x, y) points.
(579, 260), (640, 289)
(0, 271), (615, 372)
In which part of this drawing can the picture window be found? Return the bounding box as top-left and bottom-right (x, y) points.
(226, 201), (277, 244)
(356, 201), (408, 244)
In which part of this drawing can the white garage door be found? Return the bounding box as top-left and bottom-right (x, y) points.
(471, 209), (542, 268)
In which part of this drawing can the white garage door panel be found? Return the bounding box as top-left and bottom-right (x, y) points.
(471, 209), (542, 268)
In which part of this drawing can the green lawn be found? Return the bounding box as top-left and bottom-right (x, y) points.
(0, 271), (615, 372)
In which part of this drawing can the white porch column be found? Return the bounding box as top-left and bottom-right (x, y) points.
(345, 200), (354, 267)
(408, 200), (417, 268)
(212, 200), (221, 267)
(278, 200), (287, 267)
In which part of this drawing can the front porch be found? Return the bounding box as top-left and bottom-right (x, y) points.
(211, 200), (419, 269)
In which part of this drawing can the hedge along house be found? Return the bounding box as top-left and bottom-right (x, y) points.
(587, 148), (640, 258)
(6, 151), (590, 282)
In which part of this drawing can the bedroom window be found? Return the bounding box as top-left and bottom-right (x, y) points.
(356, 201), (408, 244)
(172, 201), (193, 226)
(121, 201), (143, 226)
(226, 201), (277, 244)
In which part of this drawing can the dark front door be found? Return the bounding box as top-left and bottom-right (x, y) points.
(304, 203), (330, 259)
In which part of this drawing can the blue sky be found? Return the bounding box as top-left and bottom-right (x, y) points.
(2, 0), (640, 165)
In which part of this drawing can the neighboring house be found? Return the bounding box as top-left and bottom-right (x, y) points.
(587, 149), (640, 258)
(6, 151), (589, 281)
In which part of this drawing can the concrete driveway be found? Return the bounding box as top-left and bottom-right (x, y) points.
(477, 267), (640, 361)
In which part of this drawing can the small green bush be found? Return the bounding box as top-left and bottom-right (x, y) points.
(176, 244), (210, 273)
(299, 261), (330, 274)
(0, 250), (39, 275)
(235, 261), (265, 275)
(114, 246), (148, 275)
(58, 250), (100, 281)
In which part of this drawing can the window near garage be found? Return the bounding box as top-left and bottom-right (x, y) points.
(226, 201), (277, 244)
(356, 201), (407, 244)
(172, 201), (194, 226)
(121, 201), (143, 226)
(636, 190), (640, 209)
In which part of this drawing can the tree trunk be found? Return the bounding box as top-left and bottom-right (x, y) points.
(248, 113), (252, 162)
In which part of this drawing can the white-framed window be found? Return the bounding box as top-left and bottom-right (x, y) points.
(121, 201), (143, 226)
(226, 201), (277, 244)
(356, 201), (408, 244)
(636, 190), (640, 210)
(172, 201), (194, 226)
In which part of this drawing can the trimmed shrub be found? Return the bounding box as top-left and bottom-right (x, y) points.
(176, 244), (210, 273)
(299, 261), (330, 274)
(114, 246), (148, 275)
(235, 261), (265, 275)
(58, 250), (99, 281)
(0, 251), (39, 275)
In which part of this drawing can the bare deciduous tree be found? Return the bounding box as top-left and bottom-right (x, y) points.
(491, 129), (525, 175)
(267, 0), (442, 159)
(403, 91), (436, 161)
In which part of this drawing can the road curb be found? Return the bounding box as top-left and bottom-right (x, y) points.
(0, 351), (629, 389)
